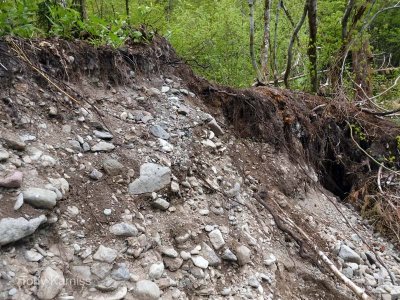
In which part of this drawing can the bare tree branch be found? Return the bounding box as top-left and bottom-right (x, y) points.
(284, 0), (308, 88)
(307, 0), (318, 92)
(342, 0), (355, 40)
(248, 0), (263, 83)
(261, 0), (272, 82)
(272, 0), (282, 86)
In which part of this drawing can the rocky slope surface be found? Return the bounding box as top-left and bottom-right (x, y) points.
(0, 38), (399, 300)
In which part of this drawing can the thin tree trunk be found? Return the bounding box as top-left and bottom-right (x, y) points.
(330, 0), (373, 93)
(261, 0), (272, 82)
(284, 0), (308, 88)
(352, 36), (373, 101)
(80, 0), (87, 20)
(281, 1), (301, 46)
(73, 0), (87, 20)
(342, 0), (355, 40)
(125, 0), (130, 20)
(307, 0), (318, 92)
(248, 0), (262, 83)
(272, 0), (282, 86)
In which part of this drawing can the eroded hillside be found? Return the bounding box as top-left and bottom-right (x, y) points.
(0, 37), (399, 300)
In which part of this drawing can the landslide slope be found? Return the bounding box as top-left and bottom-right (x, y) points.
(0, 37), (399, 300)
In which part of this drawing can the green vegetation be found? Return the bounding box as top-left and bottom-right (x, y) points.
(0, 0), (399, 103)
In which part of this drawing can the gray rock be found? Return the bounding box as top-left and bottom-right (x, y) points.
(158, 138), (173, 152)
(23, 188), (57, 209)
(1, 132), (26, 150)
(14, 193), (24, 210)
(79, 141), (89, 152)
(90, 169), (103, 180)
(161, 86), (170, 93)
(88, 286), (127, 300)
(48, 178), (69, 195)
(8, 288), (17, 296)
(149, 125), (170, 140)
(109, 223), (138, 237)
(177, 106), (190, 115)
(134, 280), (160, 300)
(207, 118), (224, 137)
(171, 181), (180, 194)
(147, 87), (162, 96)
(222, 249), (237, 262)
(200, 242), (221, 266)
(152, 198), (170, 210)
(235, 245), (251, 266)
(365, 251), (377, 265)
(208, 229), (225, 250)
(131, 110), (153, 123)
(191, 256), (209, 269)
(93, 245), (118, 263)
(103, 159), (124, 176)
(0, 150), (9, 162)
(190, 266), (205, 279)
(342, 267), (354, 279)
(91, 142), (115, 152)
(0, 215), (47, 246)
(149, 262), (164, 280)
(161, 247), (178, 258)
(248, 276), (260, 288)
(91, 262), (113, 279)
(129, 163), (171, 195)
(71, 265), (91, 282)
(338, 245), (361, 264)
(264, 254), (277, 266)
(175, 231), (190, 244)
(68, 140), (82, 152)
(111, 263), (130, 281)
(0, 171), (23, 188)
(96, 277), (119, 292)
(24, 250), (43, 262)
(37, 266), (65, 300)
(221, 288), (231, 296)
(163, 257), (183, 272)
(180, 251), (191, 260)
(94, 130), (113, 140)
(48, 106), (58, 116)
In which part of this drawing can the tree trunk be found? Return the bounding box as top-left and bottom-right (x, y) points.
(284, 0), (308, 88)
(261, 0), (272, 82)
(352, 36), (373, 101)
(342, 0), (355, 40)
(307, 0), (318, 92)
(329, 0), (373, 93)
(272, 0), (282, 86)
(248, 0), (262, 83)
(125, 0), (130, 20)
(73, 0), (87, 20)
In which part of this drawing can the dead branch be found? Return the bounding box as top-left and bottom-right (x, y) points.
(254, 193), (371, 300)
(370, 73), (400, 100)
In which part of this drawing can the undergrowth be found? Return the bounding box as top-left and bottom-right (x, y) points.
(0, 1), (152, 47)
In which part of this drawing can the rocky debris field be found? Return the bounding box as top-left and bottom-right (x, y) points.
(0, 39), (400, 300)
